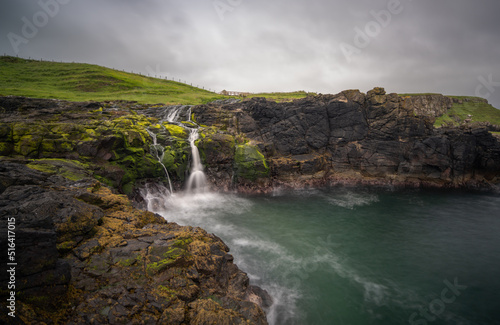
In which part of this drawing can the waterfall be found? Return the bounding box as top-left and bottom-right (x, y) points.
(145, 105), (208, 194)
(186, 128), (207, 193)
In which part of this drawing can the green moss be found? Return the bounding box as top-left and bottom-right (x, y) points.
(163, 123), (188, 138)
(205, 295), (223, 305)
(117, 257), (138, 267)
(155, 144), (190, 180)
(234, 144), (270, 181)
(27, 159), (90, 181)
(197, 132), (236, 166)
(16, 134), (42, 156)
(125, 146), (145, 156)
(146, 244), (190, 275)
(85, 128), (97, 137)
(27, 162), (57, 174)
(173, 237), (193, 249)
(121, 182), (134, 195)
(94, 175), (116, 188)
(161, 147), (175, 167)
(146, 258), (175, 275)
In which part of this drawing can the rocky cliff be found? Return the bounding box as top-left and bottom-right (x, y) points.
(191, 88), (500, 189)
(400, 94), (453, 119)
(0, 162), (270, 324)
(1, 90), (499, 322)
(1, 91), (499, 194)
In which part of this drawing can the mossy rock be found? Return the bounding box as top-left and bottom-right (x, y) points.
(163, 123), (188, 138)
(16, 134), (43, 157)
(158, 145), (190, 180)
(27, 158), (90, 181)
(146, 244), (191, 276)
(197, 132), (235, 165)
(113, 153), (165, 194)
(234, 144), (270, 181)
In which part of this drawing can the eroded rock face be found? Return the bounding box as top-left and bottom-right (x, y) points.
(401, 94), (453, 119)
(1, 92), (499, 193)
(0, 162), (270, 324)
(193, 88), (500, 189)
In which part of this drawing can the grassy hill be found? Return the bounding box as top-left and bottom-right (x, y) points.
(2, 55), (498, 124)
(0, 56), (226, 105)
(0, 56), (314, 105)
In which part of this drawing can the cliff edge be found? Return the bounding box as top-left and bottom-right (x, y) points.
(191, 88), (500, 190)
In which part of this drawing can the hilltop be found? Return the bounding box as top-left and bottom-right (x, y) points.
(0, 56), (314, 104)
(1, 55), (499, 127)
(0, 56), (227, 105)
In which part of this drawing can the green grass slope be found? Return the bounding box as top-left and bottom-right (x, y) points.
(250, 91), (314, 102)
(0, 56), (226, 105)
(0, 56), (317, 104)
(435, 96), (500, 127)
(400, 93), (500, 127)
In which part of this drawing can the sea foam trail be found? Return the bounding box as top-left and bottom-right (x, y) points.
(140, 184), (301, 325)
(323, 190), (379, 209)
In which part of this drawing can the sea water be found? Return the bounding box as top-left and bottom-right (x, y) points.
(143, 186), (500, 325)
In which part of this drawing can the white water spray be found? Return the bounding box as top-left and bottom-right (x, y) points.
(186, 128), (207, 193)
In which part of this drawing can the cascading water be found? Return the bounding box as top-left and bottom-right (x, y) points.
(144, 104), (208, 194)
(186, 128), (207, 193)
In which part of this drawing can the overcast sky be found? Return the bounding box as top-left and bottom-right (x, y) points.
(1, 0), (500, 108)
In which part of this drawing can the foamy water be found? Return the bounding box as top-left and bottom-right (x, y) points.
(140, 185), (500, 324)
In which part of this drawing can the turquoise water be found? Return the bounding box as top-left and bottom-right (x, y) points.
(144, 186), (500, 324)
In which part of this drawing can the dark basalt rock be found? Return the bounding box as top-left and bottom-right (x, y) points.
(192, 88), (500, 189)
(0, 162), (270, 324)
(0, 90), (498, 322)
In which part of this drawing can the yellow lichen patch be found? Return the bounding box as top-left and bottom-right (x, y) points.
(135, 211), (165, 228)
(102, 214), (133, 230)
(103, 235), (127, 249)
(188, 239), (211, 257)
(92, 186), (132, 210)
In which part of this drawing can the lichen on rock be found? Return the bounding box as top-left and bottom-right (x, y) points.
(0, 161), (271, 324)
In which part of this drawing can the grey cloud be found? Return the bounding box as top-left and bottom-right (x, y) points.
(1, 0), (499, 108)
